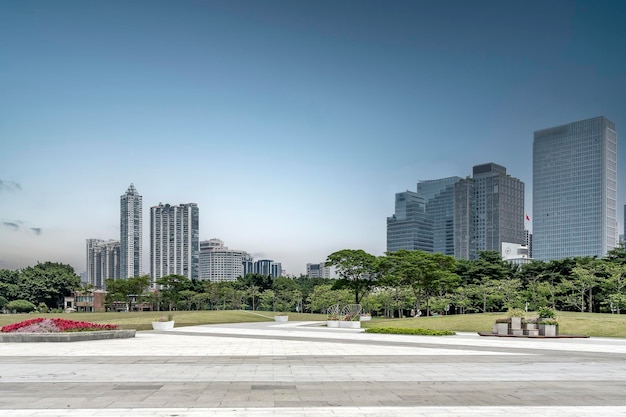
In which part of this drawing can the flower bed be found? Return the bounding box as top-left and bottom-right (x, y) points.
(0, 318), (134, 343)
(1, 318), (119, 333)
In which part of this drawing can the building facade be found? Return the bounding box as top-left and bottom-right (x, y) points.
(418, 177), (460, 255)
(242, 252), (254, 277)
(150, 202), (199, 282)
(254, 259), (282, 278)
(306, 263), (331, 278)
(199, 239), (245, 282)
(533, 116), (617, 261)
(454, 163), (525, 260)
(120, 184), (142, 278)
(386, 191), (433, 253)
(86, 239), (120, 289)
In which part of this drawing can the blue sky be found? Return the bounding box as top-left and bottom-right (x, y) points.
(1, 0), (625, 276)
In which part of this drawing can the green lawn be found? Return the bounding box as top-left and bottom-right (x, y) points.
(2, 310), (626, 337)
(360, 311), (626, 338)
(0, 311), (327, 331)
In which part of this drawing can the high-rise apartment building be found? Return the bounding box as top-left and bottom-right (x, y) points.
(199, 239), (244, 282)
(533, 117), (617, 261)
(86, 239), (120, 289)
(455, 163), (525, 260)
(150, 203), (199, 282)
(120, 184), (142, 278)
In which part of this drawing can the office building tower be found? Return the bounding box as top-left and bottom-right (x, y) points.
(199, 239), (245, 282)
(120, 184), (142, 278)
(533, 117), (617, 260)
(386, 191), (433, 252)
(253, 259), (281, 278)
(306, 263), (331, 278)
(150, 203), (199, 282)
(271, 262), (282, 278)
(242, 252), (254, 276)
(387, 177), (461, 255)
(418, 177), (460, 255)
(86, 239), (120, 289)
(454, 163), (525, 260)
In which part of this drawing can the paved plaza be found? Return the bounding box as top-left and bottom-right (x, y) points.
(1, 320), (626, 416)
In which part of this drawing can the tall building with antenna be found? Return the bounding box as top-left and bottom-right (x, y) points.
(120, 183), (143, 278)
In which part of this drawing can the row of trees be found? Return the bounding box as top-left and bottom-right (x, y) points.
(2, 248), (626, 316)
(325, 248), (626, 316)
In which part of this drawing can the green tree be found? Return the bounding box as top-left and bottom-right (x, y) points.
(178, 290), (198, 311)
(568, 259), (603, 312)
(383, 250), (458, 316)
(306, 284), (353, 313)
(259, 289), (276, 311)
(17, 262), (81, 308)
(325, 249), (378, 304)
(105, 275), (151, 311)
(0, 269), (20, 301)
(156, 274), (192, 311)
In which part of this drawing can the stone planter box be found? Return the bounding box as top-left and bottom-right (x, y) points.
(510, 329), (524, 336)
(274, 315), (289, 322)
(539, 324), (558, 337)
(360, 315), (372, 321)
(524, 323), (538, 330)
(152, 321), (175, 330)
(495, 322), (509, 335)
(510, 317), (522, 330)
(339, 321), (361, 329)
(326, 320), (339, 328)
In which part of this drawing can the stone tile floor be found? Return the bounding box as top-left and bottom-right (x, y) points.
(1, 320), (626, 416)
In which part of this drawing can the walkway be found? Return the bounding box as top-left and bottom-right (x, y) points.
(1, 321), (626, 416)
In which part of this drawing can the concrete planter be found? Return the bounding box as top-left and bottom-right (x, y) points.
(510, 317), (522, 330)
(496, 323), (509, 335)
(339, 321), (361, 329)
(360, 315), (372, 321)
(326, 320), (340, 328)
(274, 315), (289, 322)
(539, 324), (558, 337)
(152, 321), (175, 330)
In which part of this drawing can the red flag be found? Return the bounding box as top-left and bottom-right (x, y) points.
(525, 214), (530, 221)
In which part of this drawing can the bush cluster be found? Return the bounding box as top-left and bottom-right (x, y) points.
(364, 327), (455, 336)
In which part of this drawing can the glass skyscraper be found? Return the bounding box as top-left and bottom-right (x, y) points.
(120, 184), (142, 278)
(150, 202), (199, 282)
(533, 116), (617, 261)
(386, 191), (433, 253)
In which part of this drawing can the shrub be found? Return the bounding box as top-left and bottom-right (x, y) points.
(507, 308), (525, 318)
(6, 300), (37, 313)
(364, 327), (455, 336)
(538, 307), (556, 319)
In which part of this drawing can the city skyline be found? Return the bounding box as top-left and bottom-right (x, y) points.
(1, 1), (625, 275)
